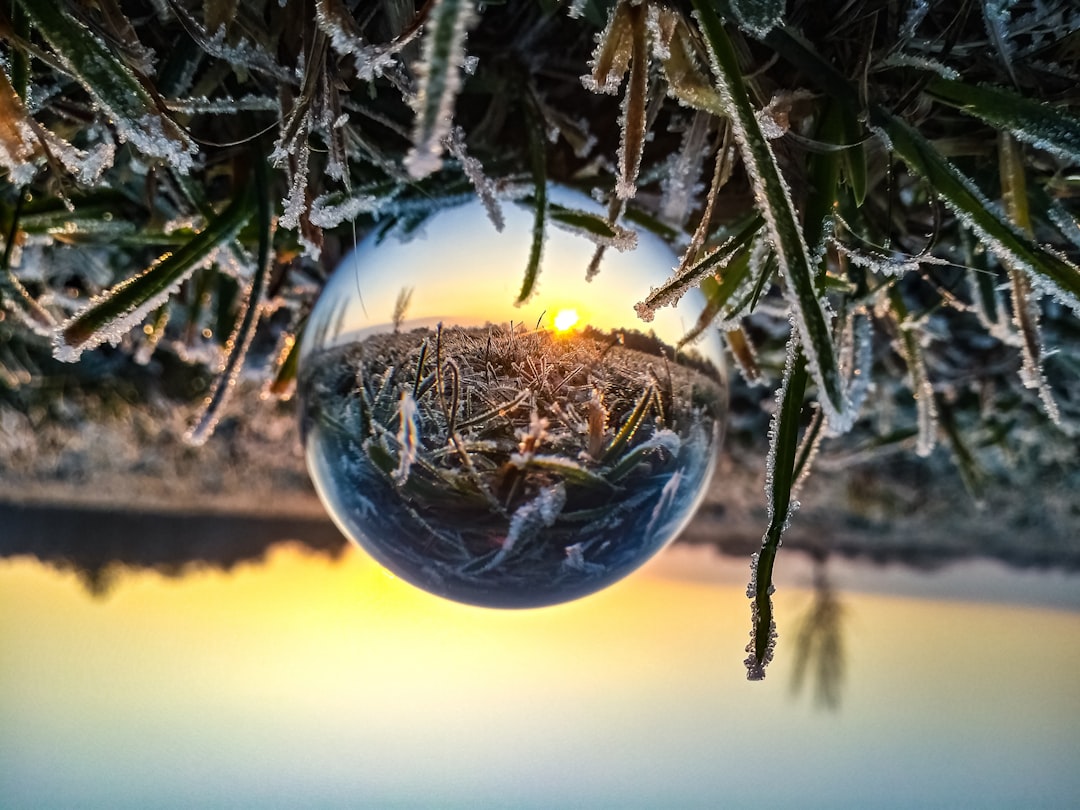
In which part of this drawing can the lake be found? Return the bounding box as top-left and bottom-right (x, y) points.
(2, 512), (1078, 809)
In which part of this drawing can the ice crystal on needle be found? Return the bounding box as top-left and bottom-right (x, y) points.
(404, 0), (478, 179)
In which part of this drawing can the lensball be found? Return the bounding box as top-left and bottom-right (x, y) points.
(298, 189), (727, 607)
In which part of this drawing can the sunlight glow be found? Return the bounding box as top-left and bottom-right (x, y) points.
(554, 309), (579, 332)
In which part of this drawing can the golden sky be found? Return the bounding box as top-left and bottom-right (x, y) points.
(2, 544), (1078, 809)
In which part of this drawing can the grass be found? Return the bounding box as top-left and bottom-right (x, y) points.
(300, 323), (724, 607)
(1, 0), (1078, 676)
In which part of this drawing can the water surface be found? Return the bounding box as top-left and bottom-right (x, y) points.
(2, 536), (1078, 809)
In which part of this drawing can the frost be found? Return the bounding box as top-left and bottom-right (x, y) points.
(165, 95), (281, 114)
(39, 132), (115, 185)
(613, 4), (648, 201)
(120, 113), (197, 174)
(983, 0), (1020, 85)
(634, 228), (750, 323)
(308, 191), (383, 228)
(730, 0), (786, 38)
(563, 543), (604, 574)
(393, 391), (421, 484)
(1047, 200), (1080, 251)
(879, 52), (960, 80)
(478, 483), (566, 573)
(53, 248), (222, 363)
(755, 112), (786, 140)
(830, 239), (950, 278)
(278, 133), (312, 231)
(695, 8), (853, 432)
(645, 469), (683, 538)
(172, 7), (295, 82)
(1010, 272), (1062, 426)
(185, 253), (267, 447)
(659, 111), (712, 227)
(0, 96), (40, 184)
(403, 0), (478, 179)
(893, 314), (938, 457)
(900, 0), (932, 40)
(844, 312), (874, 421)
(581, 2), (633, 95)
(537, 103), (597, 159)
(548, 209), (637, 252)
(315, 0), (420, 82)
(444, 126), (504, 231)
(567, 0), (588, 19)
(744, 596), (777, 681)
(763, 324), (801, 527)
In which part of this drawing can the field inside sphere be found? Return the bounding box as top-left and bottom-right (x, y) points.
(298, 187), (728, 607)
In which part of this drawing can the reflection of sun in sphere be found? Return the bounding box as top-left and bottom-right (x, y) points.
(298, 188), (727, 608)
(554, 308), (579, 332)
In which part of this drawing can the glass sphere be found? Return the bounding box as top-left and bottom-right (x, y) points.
(298, 189), (727, 608)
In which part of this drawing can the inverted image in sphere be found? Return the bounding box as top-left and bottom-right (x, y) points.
(299, 189), (727, 607)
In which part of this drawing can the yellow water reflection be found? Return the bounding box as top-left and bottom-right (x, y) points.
(2, 545), (1079, 809)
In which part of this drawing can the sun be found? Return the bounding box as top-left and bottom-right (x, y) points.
(553, 309), (579, 332)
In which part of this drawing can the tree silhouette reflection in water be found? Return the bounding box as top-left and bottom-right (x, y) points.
(790, 554), (846, 710)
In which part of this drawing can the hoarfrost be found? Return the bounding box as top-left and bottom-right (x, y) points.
(393, 391), (421, 484)
(41, 133), (115, 186)
(878, 52), (960, 80)
(580, 3), (633, 95)
(308, 191), (383, 228)
(479, 483), (566, 573)
(763, 324), (801, 527)
(165, 95), (281, 114)
(894, 315), (938, 457)
(315, 0), (420, 82)
(563, 543), (604, 574)
(548, 209), (637, 252)
(830, 239), (948, 278)
(755, 112), (786, 140)
(645, 469), (683, 538)
(1010, 272), (1062, 426)
(983, 0), (1020, 86)
(279, 137), (312, 231)
(444, 126), (504, 231)
(0, 113), (39, 185)
(730, 0), (786, 38)
(634, 229), (748, 323)
(694, 8), (853, 432)
(403, 0), (478, 180)
(614, 3), (648, 200)
(116, 113), (196, 174)
(844, 312), (874, 421)
(172, 8), (295, 82)
(900, 0), (932, 40)
(1047, 200), (1080, 251)
(659, 111), (712, 227)
(185, 253), (268, 447)
(53, 248), (221, 363)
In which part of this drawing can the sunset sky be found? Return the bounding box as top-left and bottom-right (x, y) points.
(3, 544), (1078, 809)
(301, 189), (725, 370)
